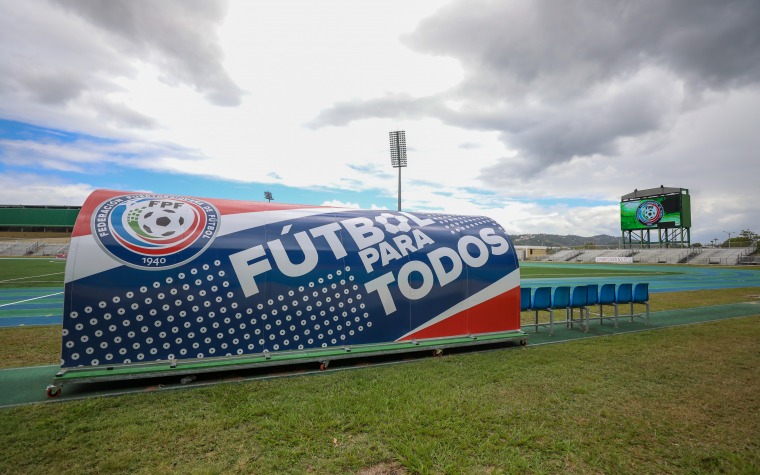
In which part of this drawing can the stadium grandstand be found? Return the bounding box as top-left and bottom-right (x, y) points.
(0, 204), (80, 256)
(0, 202), (756, 264)
(537, 245), (757, 266)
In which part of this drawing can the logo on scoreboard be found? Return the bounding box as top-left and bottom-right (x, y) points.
(635, 200), (664, 226)
(92, 194), (219, 269)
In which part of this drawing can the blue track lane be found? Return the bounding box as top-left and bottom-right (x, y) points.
(1, 264), (758, 328)
(521, 263), (760, 293)
(0, 288), (63, 327)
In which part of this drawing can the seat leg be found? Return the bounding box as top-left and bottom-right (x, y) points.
(630, 302), (634, 323)
(599, 304), (604, 325)
(534, 310), (539, 333)
(549, 309), (554, 336)
(583, 307), (588, 333)
(613, 303), (619, 328)
(645, 302), (650, 325)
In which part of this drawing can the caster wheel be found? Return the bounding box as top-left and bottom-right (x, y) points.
(46, 385), (61, 398)
(432, 349), (443, 357)
(520, 339), (527, 346)
(319, 362), (329, 371)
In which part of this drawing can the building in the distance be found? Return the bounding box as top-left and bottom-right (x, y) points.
(0, 205), (80, 238)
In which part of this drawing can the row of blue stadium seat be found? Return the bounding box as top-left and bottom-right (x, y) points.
(520, 283), (650, 335)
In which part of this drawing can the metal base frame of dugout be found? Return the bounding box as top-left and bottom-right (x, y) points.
(586, 302), (651, 330)
(46, 330), (528, 398)
(525, 305), (650, 336)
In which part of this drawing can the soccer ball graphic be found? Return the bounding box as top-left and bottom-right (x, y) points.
(126, 200), (196, 239)
(140, 208), (184, 237)
(635, 201), (664, 226)
(375, 213), (411, 234)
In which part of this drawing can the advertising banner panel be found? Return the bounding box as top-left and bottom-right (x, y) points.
(61, 190), (521, 370)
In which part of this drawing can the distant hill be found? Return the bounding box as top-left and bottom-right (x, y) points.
(511, 233), (619, 247)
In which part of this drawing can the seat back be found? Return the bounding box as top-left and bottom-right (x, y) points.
(532, 287), (552, 310)
(616, 283), (633, 304)
(520, 287), (532, 311)
(599, 283), (616, 305)
(570, 285), (587, 308)
(585, 284), (599, 306)
(552, 286), (571, 308)
(632, 283), (649, 303)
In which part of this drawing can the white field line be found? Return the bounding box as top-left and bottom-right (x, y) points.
(0, 292), (64, 308)
(0, 272), (65, 284)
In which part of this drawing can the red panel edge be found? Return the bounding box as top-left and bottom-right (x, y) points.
(72, 189), (327, 238)
(399, 286), (521, 341)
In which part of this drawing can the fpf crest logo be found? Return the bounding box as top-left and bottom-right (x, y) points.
(92, 194), (219, 270)
(635, 200), (664, 226)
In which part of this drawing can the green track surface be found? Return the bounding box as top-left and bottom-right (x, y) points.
(2, 302), (757, 408)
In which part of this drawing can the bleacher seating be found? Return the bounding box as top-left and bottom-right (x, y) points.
(632, 249), (690, 264)
(544, 250), (583, 262)
(0, 239), (71, 257)
(0, 240), (17, 254)
(687, 248), (749, 265)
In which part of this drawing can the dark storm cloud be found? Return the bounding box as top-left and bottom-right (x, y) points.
(0, 0), (243, 134)
(53, 0), (244, 107)
(311, 0), (760, 180)
(18, 71), (87, 105)
(408, 0), (760, 95)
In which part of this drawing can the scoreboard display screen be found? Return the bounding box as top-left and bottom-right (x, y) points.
(620, 194), (690, 231)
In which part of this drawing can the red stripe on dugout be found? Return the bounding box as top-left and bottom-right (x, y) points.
(73, 190), (326, 238)
(399, 286), (521, 341)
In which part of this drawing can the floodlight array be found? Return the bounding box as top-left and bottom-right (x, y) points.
(389, 130), (407, 168)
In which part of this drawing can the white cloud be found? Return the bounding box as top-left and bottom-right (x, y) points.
(0, 173), (95, 205)
(321, 200), (359, 209)
(1, 0), (758, 244)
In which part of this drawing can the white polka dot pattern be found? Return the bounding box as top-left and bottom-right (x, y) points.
(62, 261), (371, 366)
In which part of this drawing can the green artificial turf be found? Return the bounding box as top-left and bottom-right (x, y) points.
(0, 316), (757, 474)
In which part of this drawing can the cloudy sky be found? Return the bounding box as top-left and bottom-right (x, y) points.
(1, 0), (758, 244)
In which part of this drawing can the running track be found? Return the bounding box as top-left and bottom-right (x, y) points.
(1, 263), (759, 328)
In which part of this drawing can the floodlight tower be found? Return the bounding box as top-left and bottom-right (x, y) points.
(389, 130), (407, 211)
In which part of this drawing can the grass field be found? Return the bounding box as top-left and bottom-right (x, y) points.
(0, 317), (758, 474)
(0, 258), (66, 288)
(1, 259), (759, 473)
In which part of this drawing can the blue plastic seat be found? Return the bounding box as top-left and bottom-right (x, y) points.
(550, 286), (570, 334)
(584, 284), (599, 329)
(598, 283), (618, 327)
(552, 286), (570, 309)
(520, 287), (531, 312)
(586, 284), (599, 306)
(616, 283), (633, 304)
(531, 287), (555, 335)
(632, 283), (650, 325)
(614, 283), (633, 322)
(633, 283), (649, 303)
(615, 283), (650, 324)
(568, 285), (588, 331)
